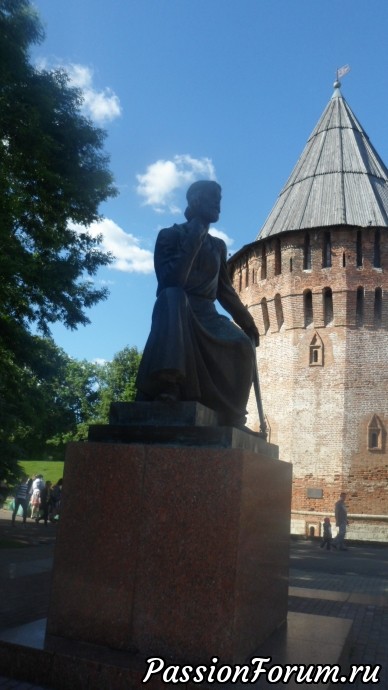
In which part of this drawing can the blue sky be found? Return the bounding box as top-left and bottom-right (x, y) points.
(31, 0), (388, 362)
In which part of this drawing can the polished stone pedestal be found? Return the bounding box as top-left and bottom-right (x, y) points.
(0, 405), (354, 688)
(89, 401), (273, 453)
(0, 612), (353, 689)
(46, 433), (291, 664)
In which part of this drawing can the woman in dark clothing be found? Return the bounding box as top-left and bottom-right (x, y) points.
(35, 481), (52, 524)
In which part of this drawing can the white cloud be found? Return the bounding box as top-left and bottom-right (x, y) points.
(67, 64), (121, 124)
(71, 219), (154, 274)
(136, 154), (217, 213)
(37, 60), (121, 125)
(209, 228), (234, 248)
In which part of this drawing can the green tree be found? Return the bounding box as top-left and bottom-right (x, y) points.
(46, 347), (142, 447)
(47, 357), (102, 445)
(0, 336), (76, 479)
(98, 347), (142, 421)
(0, 0), (117, 480)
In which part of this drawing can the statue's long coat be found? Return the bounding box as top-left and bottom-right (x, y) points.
(136, 222), (256, 425)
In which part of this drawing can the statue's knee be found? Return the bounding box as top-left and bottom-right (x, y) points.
(158, 286), (187, 306)
(161, 286), (185, 297)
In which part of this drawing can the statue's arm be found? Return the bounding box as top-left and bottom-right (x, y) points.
(155, 223), (207, 288)
(217, 242), (260, 345)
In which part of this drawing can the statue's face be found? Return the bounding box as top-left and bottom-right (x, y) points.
(191, 185), (221, 224)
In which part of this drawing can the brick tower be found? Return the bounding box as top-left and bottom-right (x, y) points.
(229, 80), (388, 541)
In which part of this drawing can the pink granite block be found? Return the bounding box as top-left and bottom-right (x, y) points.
(233, 454), (291, 659)
(132, 447), (241, 661)
(132, 446), (291, 663)
(46, 442), (145, 650)
(46, 442), (292, 665)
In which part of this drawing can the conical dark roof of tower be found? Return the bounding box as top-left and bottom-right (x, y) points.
(258, 81), (388, 239)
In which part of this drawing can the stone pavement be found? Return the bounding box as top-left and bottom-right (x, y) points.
(288, 540), (388, 688)
(0, 508), (387, 688)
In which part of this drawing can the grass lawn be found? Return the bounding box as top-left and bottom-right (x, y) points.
(1, 460), (64, 511)
(18, 460), (64, 484)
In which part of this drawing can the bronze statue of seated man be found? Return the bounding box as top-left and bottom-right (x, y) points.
(136, 180), (259, 428)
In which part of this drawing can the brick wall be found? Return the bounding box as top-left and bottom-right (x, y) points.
(230, 226), (388, 540)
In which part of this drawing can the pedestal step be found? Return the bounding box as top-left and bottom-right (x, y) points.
(109, 401), (219, 427)
(0, 612), (353, 690)
(88, 422), (275, 454)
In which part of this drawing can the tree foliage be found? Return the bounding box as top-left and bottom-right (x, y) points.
(0, 0), (118, 480)
(41, 347), (141, 452)
(0, 0), (117, 334)
(1, 342), (142, 481)
(98, 347), (142, 422)
(0, 336), (75, 480)
(47, 357), (103, 445)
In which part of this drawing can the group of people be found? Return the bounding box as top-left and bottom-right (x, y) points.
(320, 492), (349, 551)
(11, 474), (63, 526)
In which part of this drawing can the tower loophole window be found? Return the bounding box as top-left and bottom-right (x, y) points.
(304, 290), (313, 327)
(261, 244), (267, 280)
(311, 348), (319, 363)
(323, 231), (332, 268)
(261, 298), (270, 334)
(309, 333), (324, 366)
(323, 287), (334, 326)
(356, 286), (364, 326)
(274, 294), (284, 330)
(356, 230), (363, 267)
(367, 415), (384, 451)
(374, 287), (382, 327)
(274, 238), (282, 276)
(374, 229), (381, 268)
(303, 233), (312, 270)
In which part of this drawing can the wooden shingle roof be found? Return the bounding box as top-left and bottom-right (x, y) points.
(258, 81), (388, 239)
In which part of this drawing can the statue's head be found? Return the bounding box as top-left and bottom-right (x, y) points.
(185, 180), (222, 224)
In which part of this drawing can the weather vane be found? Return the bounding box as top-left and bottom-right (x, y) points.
(336, 64), (351, 81)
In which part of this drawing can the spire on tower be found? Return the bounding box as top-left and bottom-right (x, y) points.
(258, 70), (388, 239)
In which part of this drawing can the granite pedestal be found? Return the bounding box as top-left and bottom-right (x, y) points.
(0, 612), (353, 689)
(45, 403), (292, 664)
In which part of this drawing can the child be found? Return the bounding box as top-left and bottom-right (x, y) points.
(320, 517), (332, 551)
(30, 487), (41, 519)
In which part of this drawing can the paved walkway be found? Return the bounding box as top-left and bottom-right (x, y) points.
(287, 540), (388, 687)
(0, 509), (387, 688)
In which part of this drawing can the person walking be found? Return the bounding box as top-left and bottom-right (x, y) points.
(332, 492), (348, 551)
(320, 517), (332, 551)
(35, 481), (52, 524)
(11, 475), (32, 525)
(50, 478), (63, 520)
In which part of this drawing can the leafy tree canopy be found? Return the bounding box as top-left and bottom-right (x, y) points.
(0, 0), (117, 335)
(97, 346), (142, 421)
(1, 342), (142, 483)
(47, 346), (142, 446)
(0, 0), (118, 480)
